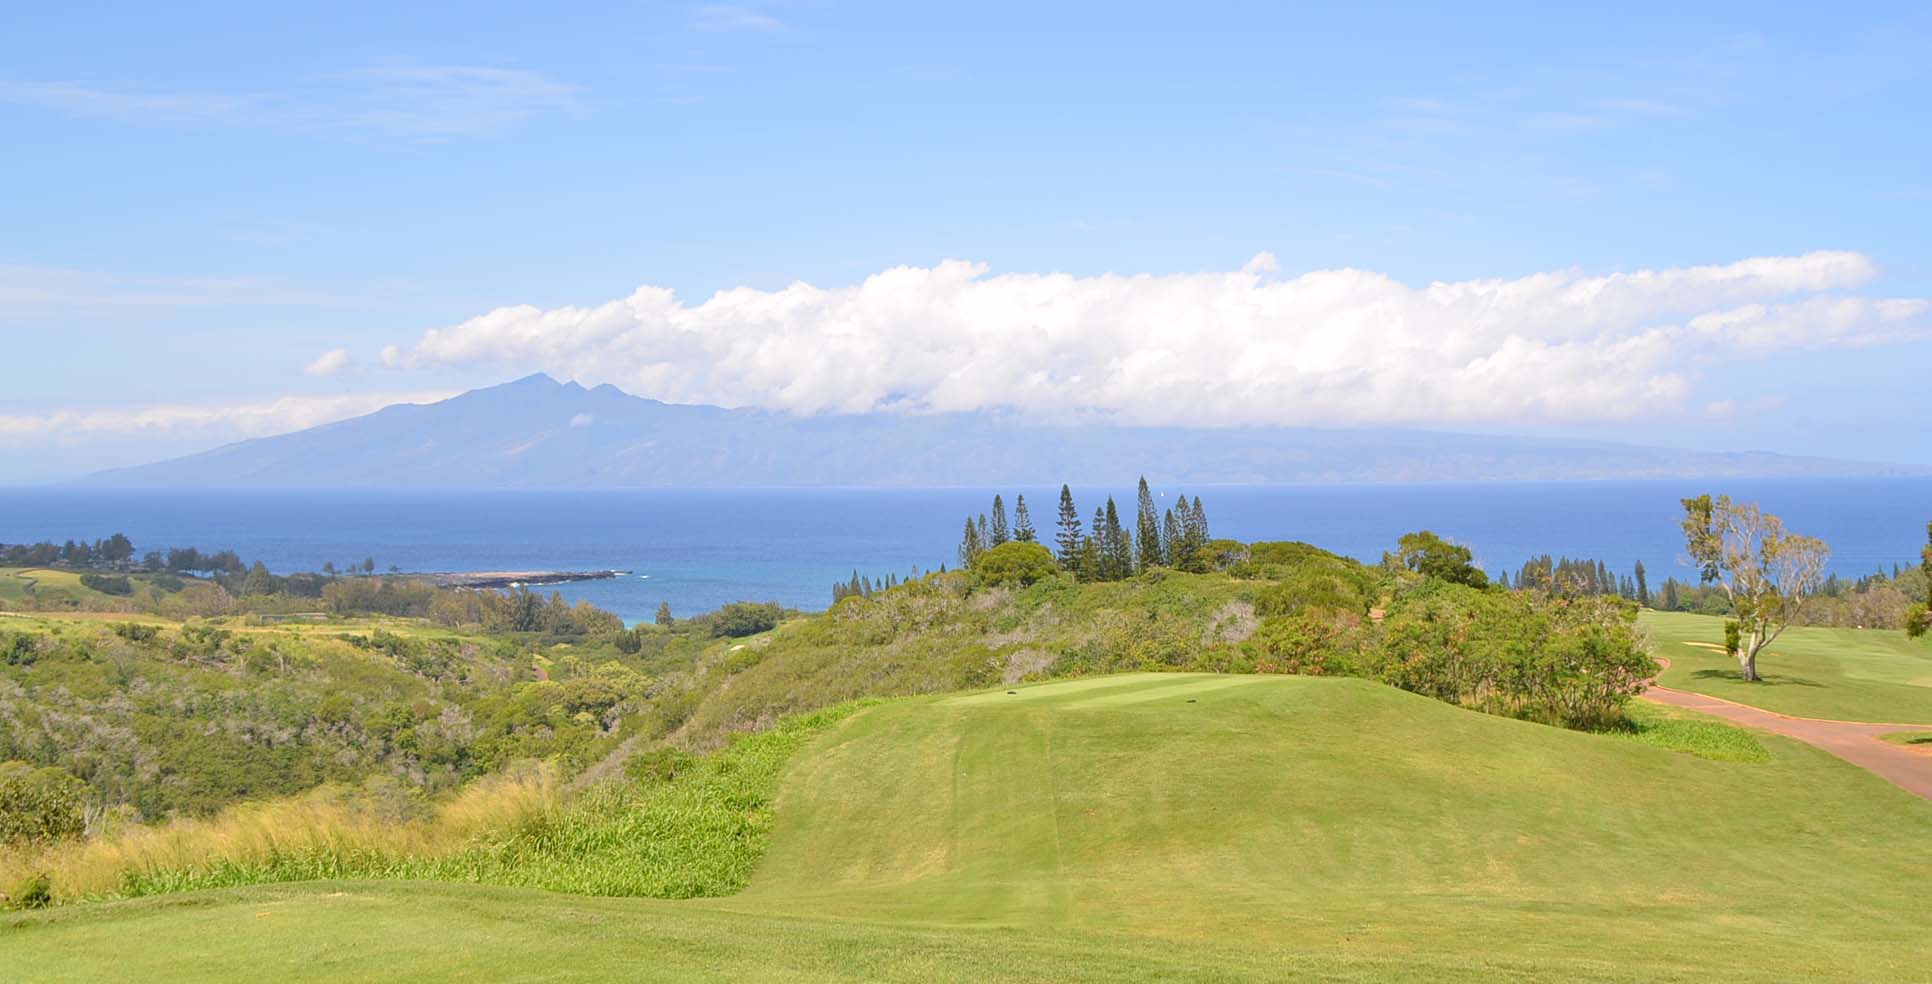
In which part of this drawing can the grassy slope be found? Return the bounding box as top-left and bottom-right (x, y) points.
(11, 673), (1929, 983)
(1642, 610), (1932, 723)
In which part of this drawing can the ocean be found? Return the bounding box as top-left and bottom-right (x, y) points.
(3, 479), (1928, 624)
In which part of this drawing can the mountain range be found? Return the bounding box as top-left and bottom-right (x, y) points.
(83, 374), (1923, 488)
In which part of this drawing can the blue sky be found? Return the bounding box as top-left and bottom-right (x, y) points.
(2, 2), (1929, 481)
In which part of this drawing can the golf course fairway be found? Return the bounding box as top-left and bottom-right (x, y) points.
(8, 673), (1930, 982)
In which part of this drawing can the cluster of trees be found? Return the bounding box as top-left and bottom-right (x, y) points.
(1505, 555), (1650, 602)
(0, 534), (135, 568)
(831, 568), (935, 604)
(957, 479), (1211, 582)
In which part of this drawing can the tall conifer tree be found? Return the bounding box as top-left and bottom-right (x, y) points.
(1055, 485), (1083, 569)
(1634, 560), (1650, 606)
(1161, 508), (1182, 567)
(1012, 495), (1036, 543)
(1092, 506), (1112, 580)
(1104, 498), (1133, 578)
(1134, 477), (1162, 570)
(990, 495), (1010, 546)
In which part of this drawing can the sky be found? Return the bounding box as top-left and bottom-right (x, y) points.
(3, 1), (1929, 482)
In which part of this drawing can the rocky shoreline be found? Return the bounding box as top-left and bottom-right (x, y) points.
(413, 570), (631, 589)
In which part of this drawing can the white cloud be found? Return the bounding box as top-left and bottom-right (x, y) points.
(0, 391), (456, 448)
(380, 251), (1926, 429)
(305, 348), (350, 376)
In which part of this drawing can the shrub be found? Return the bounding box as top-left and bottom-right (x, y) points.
(0, 762), (87, 845)
(9, 872), (53, 910)
(972, 541), (1058, 588)
(711, 602), (784, 638)
(78, 573), (133, 596)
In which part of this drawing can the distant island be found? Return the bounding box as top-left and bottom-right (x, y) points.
(82, 374), (1925, 489)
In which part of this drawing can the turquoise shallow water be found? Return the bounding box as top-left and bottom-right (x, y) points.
(1, 479), (1926, 623)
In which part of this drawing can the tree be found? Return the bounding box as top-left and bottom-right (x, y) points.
(1104, 498), (1134, 579)
(1634, 560), (1650, 607)
(361, 557), (376, 575)
(1135, 477), (1163, 571)
(1054, 486), (1082, 569)
(958, 517), (985, 569)
(972, 541), (1058, 587)
(322, 561), (337, 577)
(1908, 522), (1932, 640)
(0, 761), (86, 844)
(240, 561), (276, 597)
(1681, 494), (1830, 681)
(655, 601), (674, 626)
(1012, 494), (1037, 543)
(990, 495), (1010, 546)
(1161, 508), (1182, 567)
(1662, 578), (1680, 611)
(1394, 531), (1490, 588)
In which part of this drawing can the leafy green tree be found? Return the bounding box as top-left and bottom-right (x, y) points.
(990, 495), (1010, 546)
(1681, 494), (1829, 681)
(1394, 531), (1490, 588)
(711, 602), (783, 637)
(241, 561), (276, 596)
(655, 601), (674, 626)
(972, 541), (1058, 587)
(1012, 495), (1036, 543)
(1135, 477), (1163, 571)
(0, 762), (86, 845)
(1054, 486), (1083, 571)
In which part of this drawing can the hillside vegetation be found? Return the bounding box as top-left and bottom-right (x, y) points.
(8, 672), (1930, 982)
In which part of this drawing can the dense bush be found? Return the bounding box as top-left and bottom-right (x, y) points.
(1372, 581), (1652, 728)
(0, 762), (87, 844)
(77, 573), (132, 596)
(971, 541), (1058, 587)
(711, 602), (784, 638)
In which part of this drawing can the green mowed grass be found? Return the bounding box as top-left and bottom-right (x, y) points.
(1641, 610), (1932, 723)
(9, 673), (1932, 982)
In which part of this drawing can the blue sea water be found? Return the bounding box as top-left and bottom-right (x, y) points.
(2, 479), (1927, 625)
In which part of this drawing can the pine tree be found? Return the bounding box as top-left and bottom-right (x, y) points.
(1634, 560), (1650, 607)
(656, 601), (674, 625)
(1161, 508), (1182, 567)
(1498, 569), (1511, 590)
(1055, 485), (1083, 569)
(1012, 495), (1036, 543)
(990, 495), (1010, 546)
(1662, 578), (1680, 610)
(1091, 506), (1111, 579)
(1134, 476), (1162, 571)
(1105, 498), (1133, 579)
(959, 517), (984, 569)
(977, 514), (990, 558)
(1596, 560), (1612, 596)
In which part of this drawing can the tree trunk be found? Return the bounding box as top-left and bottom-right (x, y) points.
(1740, 630), (1765, 682)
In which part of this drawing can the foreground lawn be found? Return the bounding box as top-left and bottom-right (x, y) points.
(1641, 611), (1932, 723)
(9, 673), (1931, 982)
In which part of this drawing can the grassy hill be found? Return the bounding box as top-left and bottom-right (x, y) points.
(9, 672), (1930, 982)
(1642, 611), (1932, 723)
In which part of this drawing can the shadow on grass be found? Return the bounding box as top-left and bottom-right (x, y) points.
(1883, 732), (1932, 747)
(1688, 669), (1825, 688)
